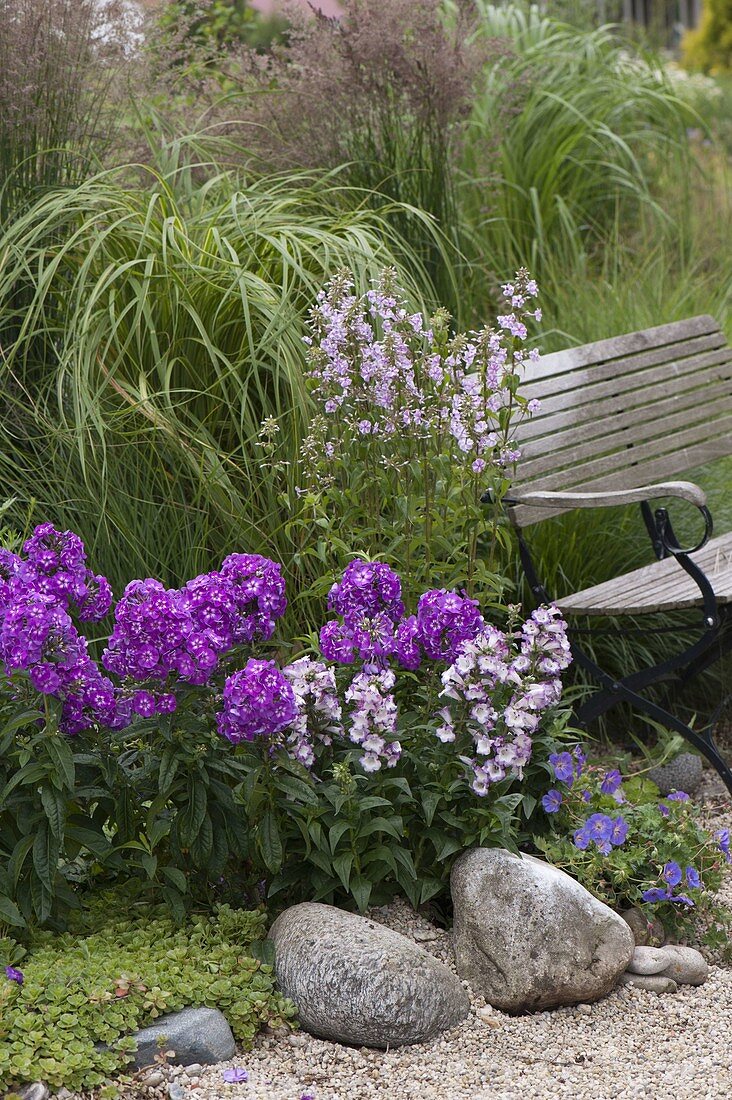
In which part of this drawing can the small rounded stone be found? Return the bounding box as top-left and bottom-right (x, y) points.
(626, 946), (673, 975)
(659, 945), (709, 986)
(618, 973), (679, 994)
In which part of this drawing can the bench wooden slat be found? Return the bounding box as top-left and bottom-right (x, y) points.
(557, 533), (732, 615)
(521, 330), (726, 401)
(512, 435), (732, 527)
(517, 384), (732, 481)
(516, 353), (732, 451)
(524, 314), (720, 383)
(515, 411), (732, 495)
(516, 345), (732, 430)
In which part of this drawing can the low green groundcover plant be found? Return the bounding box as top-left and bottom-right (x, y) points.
(0, 904), (294, 1092)
(535, 752), (732, 950)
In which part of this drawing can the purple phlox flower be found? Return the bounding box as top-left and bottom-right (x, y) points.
(415, 588), (484, 662)
(394, 614), (421, 670)
(662, 861), (682, 887)
(717, 828), (731, 862)
(542, 789), (563, 814)
(216, 659), (298, 745)
(327, 560), (404, 624)
(549, 751), (575, 785)
(600, 769), (623, 796)
(319, 619), (357, 665)
(222, 1067), (249, 1083)
(685, 866), (701, 889)
(666, 790), (690, 801)
(282, 657), (343, 768)
(4, 965), (23, 984)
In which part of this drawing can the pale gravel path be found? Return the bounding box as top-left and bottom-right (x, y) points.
(113, 769), (732, 1100)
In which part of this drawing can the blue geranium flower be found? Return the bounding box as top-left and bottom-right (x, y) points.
(662, 861), (682, 887)
(549, 751), (575, 784)
(541, 789), (563, 814)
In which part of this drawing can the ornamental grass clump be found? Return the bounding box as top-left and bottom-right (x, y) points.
(535, 755), (732, 946)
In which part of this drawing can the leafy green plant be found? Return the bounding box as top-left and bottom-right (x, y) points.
(0, 905), (294, 1091)
(534, 754), (732, 946)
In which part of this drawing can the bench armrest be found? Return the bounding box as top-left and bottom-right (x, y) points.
(504, 481), (707, 510)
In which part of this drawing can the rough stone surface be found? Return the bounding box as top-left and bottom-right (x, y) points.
(659, 945), (709, 986)
(648, 752), (703, 795)
(626, 946), (673, 975)
(451, 849), (634, 1011)
(618, 973), (679, 994)
(268, 902), (469, 1047)
(620, 906), (665, 947)
(129, 1007), (236, 1069)
(20, 1086), (49, 1100)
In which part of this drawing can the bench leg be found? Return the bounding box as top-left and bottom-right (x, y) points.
(515, 532), (732, 797)
(573, 642), (732, 797)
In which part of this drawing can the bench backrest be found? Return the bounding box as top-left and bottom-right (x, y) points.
(509, 315), (732, 528)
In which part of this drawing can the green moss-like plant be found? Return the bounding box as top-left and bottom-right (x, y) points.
(0, 905), (295, 1092)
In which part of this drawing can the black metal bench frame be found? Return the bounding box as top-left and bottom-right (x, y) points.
(487, 315), (732, 796)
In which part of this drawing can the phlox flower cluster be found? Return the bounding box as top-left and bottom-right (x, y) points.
(344, 667), (401, 773)
(320, 560), (486, 673)
(0, 526), (117, 734)
(15, 523), (112, 622)
(302, 267), (541, 479)
(103, 554), (287, 712)
(642, 861), (700, 907)
(438, 605), (571, 796)
(282, 657), (343, 768)
(217, 659), (298, 745)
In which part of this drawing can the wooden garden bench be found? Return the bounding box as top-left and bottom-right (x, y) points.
(495, 314), (732, 795)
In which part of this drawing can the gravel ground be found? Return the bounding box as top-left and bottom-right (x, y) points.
(101, 770), (732, 1100)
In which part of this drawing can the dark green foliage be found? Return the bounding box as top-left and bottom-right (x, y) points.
(0, 905), (295, 1091)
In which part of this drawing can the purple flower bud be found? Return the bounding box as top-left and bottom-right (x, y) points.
(4, 965), (23, 984)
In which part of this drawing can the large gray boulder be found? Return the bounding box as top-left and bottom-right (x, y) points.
(451, 849), (634, 1012)
(129, 1007), (235, 1069)
(268, 902), (469, 1047)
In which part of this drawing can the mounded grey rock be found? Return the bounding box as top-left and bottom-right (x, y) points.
(648, 752), (703, 796)
(451, 849), (634, 1012)
(129, 1007), (235, 1069)
(618, 973), (678, 994)
(626, 946), (673, 975)
(620, 906), (665, 947)
(659, 945), (709, 986)
(268, 902), (469, 1047)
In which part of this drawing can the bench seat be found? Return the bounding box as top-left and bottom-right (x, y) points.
(557, 532), (732, 616)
